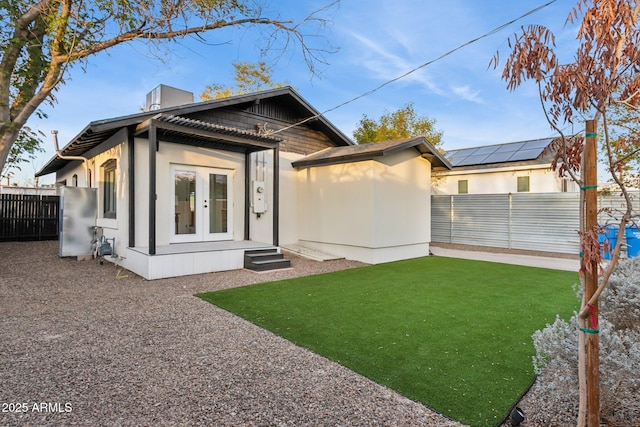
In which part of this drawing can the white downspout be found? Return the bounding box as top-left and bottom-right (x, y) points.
(51, 130), (89, 186)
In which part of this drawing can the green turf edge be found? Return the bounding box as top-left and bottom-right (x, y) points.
(196, 256), (578, 427)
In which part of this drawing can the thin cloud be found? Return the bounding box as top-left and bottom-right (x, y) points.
(346, 31), (445, 95)
(451, 85), (484, 104)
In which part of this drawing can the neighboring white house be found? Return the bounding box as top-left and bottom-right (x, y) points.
(0, 185), (57, 195)
(36, 86), (450, 279)
(432, 137), (579, 195)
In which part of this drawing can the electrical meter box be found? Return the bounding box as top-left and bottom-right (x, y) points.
(252, 180), (267, 214)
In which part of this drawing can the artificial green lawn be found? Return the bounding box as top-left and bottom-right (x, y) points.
(197, 256), (578, 427)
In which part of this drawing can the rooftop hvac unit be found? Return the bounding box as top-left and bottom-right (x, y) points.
(145, 84), (194, 111)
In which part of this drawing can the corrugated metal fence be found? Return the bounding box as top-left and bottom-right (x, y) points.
(0, 194), (60, 241)
(431, 191), (639, 255)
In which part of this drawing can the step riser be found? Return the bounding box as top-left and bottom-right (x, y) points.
(245, 249), (279, 256)
(246, 259), (292, 272)
(244, 248), (291, 271)
(244, 253), (283, 263)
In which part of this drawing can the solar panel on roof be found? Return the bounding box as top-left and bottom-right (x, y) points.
(494, 142), (526, 153)
(446, 151), (468, 160)
(473, 146), (500, 155)
(455, 154), (491, 166)
(482, 151), (517, 164)
(443, 138), (555, 167)
(507, 148), (546, 162)
(446, 149), (477, 165)
(457, 148), (480, 156)
(521, 138), (553, 150)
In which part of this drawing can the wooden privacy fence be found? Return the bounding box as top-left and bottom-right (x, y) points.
(0, 194), (60, 241)
(431, 191), (640, 255)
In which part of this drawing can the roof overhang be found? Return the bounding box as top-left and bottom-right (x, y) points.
(135, 114), (282, 152)
(292, 137), (452, 169)
(36, 114), (282, 177)
(36, 86), (353, 177)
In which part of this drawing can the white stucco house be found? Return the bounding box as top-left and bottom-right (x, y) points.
(431, 137), (579, 195)
(0, 185), (56, 195)
(36, 86), (451, 279)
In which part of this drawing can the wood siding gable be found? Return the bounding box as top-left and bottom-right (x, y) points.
(187, 100), (342, 155)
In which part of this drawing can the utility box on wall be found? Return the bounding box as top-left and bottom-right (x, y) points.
(58, 186), (97, 257)
(252, 180), (266, 214)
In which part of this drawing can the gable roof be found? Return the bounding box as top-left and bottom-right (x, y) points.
(36, 86), (354, 177)
(291, 137), (452, 169)
(443, 137), (556, 168)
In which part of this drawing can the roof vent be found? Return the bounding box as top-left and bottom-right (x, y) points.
(145, 84), (194, 111)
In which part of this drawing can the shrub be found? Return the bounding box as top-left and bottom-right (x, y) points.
(525, 257), (640, 426)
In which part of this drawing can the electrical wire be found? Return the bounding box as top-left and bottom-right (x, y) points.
(267, 0), (558, 136)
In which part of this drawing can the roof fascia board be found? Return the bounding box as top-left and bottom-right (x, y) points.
(412, 138), (452, 169)
(293, 154), (378, 169)
(82, 127), (129, 160)
(293, 137), (451, 169)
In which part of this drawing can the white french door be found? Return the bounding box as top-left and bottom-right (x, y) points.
(171, 165), (233, 243)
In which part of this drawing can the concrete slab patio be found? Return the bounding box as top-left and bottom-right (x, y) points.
(430, 244), (580, 272)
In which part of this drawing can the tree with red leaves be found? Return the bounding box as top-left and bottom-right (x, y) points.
(492, 1), (639, 425)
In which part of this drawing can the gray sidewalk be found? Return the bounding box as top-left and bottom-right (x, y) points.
(430, 245), (580, 272)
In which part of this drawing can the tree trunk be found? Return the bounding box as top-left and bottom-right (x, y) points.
(583, 119), (600, 426)
(0, 127), (20, 174)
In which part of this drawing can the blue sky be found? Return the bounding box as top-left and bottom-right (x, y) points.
(22, 0), (581, 185)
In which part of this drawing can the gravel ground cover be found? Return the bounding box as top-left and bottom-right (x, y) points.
(0, 241), (464, 427)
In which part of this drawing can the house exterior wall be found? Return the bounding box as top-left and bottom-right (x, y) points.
(297, 150), (432, 264)
(55, 138), (129, 256)
(54, 135), (436, 273)
(247, 150), (304, 246)
(432, 164), (578, 195)
(55, 160), (89, 188)
(53, 128), (334, 265)
(135, 139), (248, 247)
(55, 137), (269, 258)
(279, 152), (304, 245)
(130, 139), (302, 250)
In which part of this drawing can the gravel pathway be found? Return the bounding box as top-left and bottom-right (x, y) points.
(1, 241), (464, 426)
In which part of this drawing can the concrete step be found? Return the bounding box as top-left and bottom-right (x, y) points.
(244, 251), (283, 263)
(280, 244), (343, 261)
(246, 258), (292, 272)
(244, 248), (291, 271)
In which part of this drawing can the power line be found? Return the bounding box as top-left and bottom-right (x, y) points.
(268, 0), (558, 136)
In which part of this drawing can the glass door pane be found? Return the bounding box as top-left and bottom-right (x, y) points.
(174, 170), (196, 235)
(209, 174), (228, 233)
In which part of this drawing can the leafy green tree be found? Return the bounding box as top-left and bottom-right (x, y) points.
(200, 61), (287, 101)
(1, 126), (44, 180)
(352, 102), (443, 146)
(0, 0), (339, 174)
